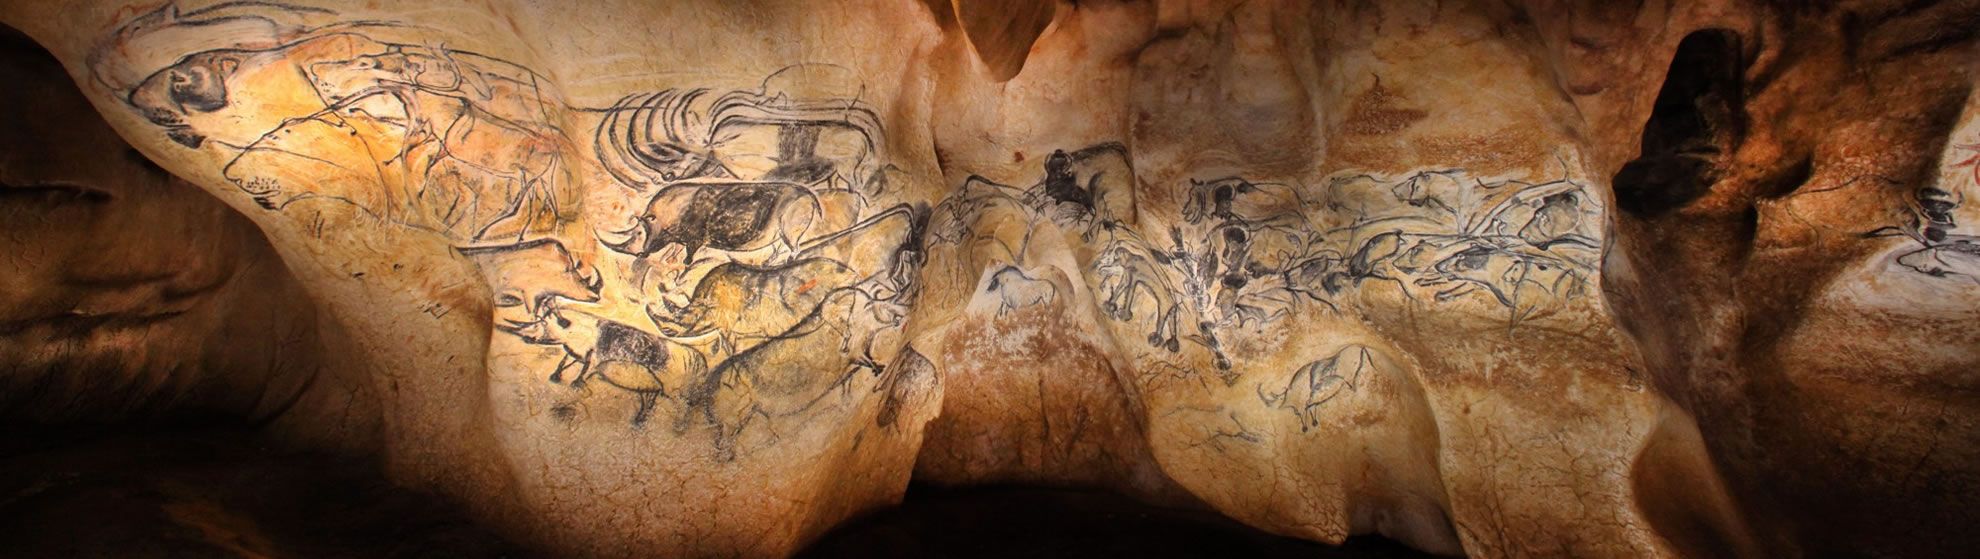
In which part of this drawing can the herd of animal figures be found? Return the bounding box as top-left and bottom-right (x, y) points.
(94, 3), (1978, 461)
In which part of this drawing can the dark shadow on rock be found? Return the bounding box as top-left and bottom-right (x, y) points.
(799, 483), (1438, 559)
(0, 426), (534, 559)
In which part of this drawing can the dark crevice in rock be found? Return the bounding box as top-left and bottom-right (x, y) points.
(1612, 29), (1748, 217)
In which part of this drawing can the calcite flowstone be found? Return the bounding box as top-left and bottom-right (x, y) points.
(1, 0), (1975, 557)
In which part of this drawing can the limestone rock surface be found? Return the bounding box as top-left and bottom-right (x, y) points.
(0, 0), (1976, 557)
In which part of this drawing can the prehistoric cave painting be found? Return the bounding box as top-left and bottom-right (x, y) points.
(296, 43), (572, 241)
(602, 180), (822, 263)
(90, 3), (929, 460)
(1864, 141), (1980, 284)
(920, 144), (1141, 325)
(562, 72), (920, 457)
(1092, 229), (1188, 354)
(926, 143), (1137, 246)
(1081, 162), (1602, 381)
(560, 90), (922, 455)
(592, 68), (887, 192)
(1307, 167), (1601, 324)
(926, 175), (1047, 265)
(578, 79), (922, 457)
(82, 1), (1602, 462)
(1258, 344), (1381, 432)
(915, 138), (1601, 391)
(458, 240), (717, 427)
(649, 257), (856, 336)
(91, 3), (578, 245)
(591, 66), (899, 271)
(675, 287), (912, 460)
(516, 307), (712, 426)
(512, 215), (918, 447)
(1165, 405), (1265, 454)
(456, 239), (602, 338)
(983, 265), (1059, 316)
(1026, 142), (1140, 231)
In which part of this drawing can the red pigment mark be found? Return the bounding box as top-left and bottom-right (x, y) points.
(110, 2), (165, 27)
(795, 278), (820, 296)
(524, 133), (562, 152)
(1014, 151), (1025, 163)
(1953, 142), (1980, 186)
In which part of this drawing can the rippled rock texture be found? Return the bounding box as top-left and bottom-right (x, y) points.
(1, 0), (1975, 556)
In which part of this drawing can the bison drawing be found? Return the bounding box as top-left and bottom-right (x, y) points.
(512, 306), (709, 426)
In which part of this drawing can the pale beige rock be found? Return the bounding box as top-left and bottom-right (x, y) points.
(0, 0), (1975, 557)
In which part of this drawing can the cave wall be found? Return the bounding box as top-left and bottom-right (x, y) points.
(0, 0), (1975, 557)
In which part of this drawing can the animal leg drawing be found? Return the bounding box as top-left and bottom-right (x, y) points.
(1095, 243), (1183, 352)
(1258, 345), (1378, 432)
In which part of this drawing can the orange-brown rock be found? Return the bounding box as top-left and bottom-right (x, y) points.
(0, 0), (1974, 557)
